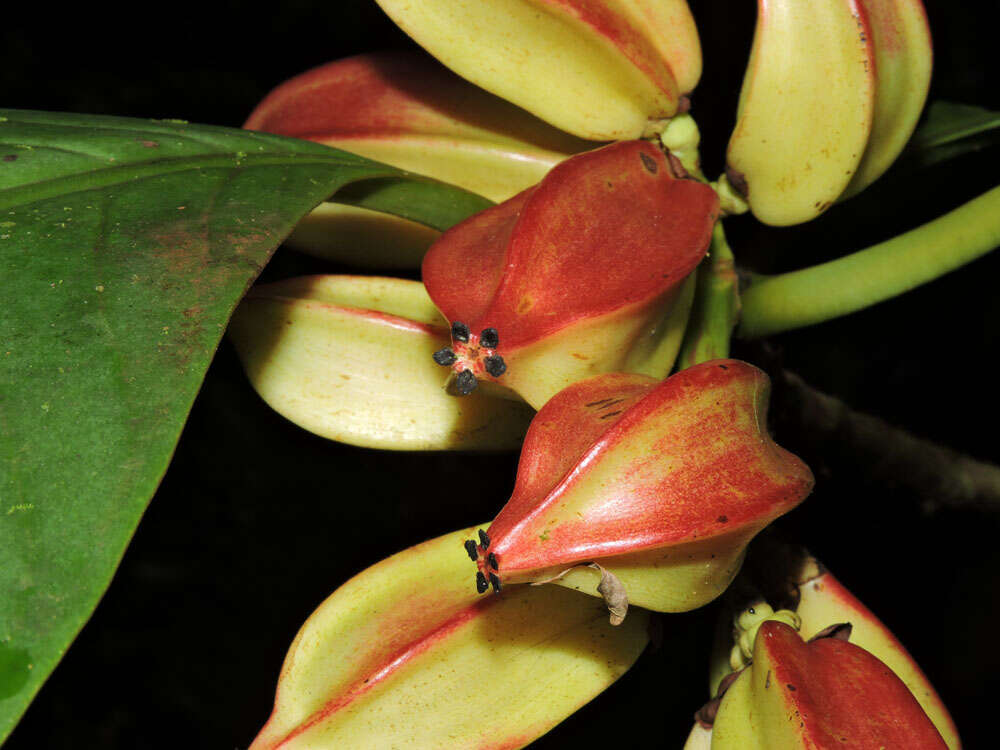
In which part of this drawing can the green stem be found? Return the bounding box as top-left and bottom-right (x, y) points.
(677, 222), (740, 368)
(738, 185), (1000, 339)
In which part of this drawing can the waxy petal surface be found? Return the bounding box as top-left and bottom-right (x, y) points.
(245, 51), (591, 204)
(228, 276), (533, 450)
(727, 0), (876, 225)
(712, 621), (948, 749)
(250, 526), (649, 750)
(704, 550), (959, 748)
(425, 141), (715, 348)
(843, 0), (933, 198)
(270, 202), (441, 269)
(491, 360), (812, 570)
(614, 0), (702, 95)
(244, 51), (590, 266)
(374, 0), (700, 140)
(795, 563), (960, 748)
(473, 361), (814, 611)
(423, 141), (718, 407)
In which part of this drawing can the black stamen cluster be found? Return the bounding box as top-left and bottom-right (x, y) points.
(467, 530), (501, 594)
(431, 321), (508, 396)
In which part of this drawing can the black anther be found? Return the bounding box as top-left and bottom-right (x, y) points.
(476, 571), (489, 594)
(484, 355), (506, 378)
(487, 552), (498, 570)
(432, 347), (457, 366)
(455, 369), (478, 395)
(478, 529), (491, 549)
(489, 573), (502, 593)
(464, 539), (479, 561)
(451, 321), (470, 343)
(479, 328), (499, 349)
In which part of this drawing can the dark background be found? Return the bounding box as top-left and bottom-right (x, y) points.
(3, 0), (998, 747)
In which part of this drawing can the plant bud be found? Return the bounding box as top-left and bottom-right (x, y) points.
(463, 360), (814, 617)
(701, 548), (960, 748)
(374, 0), (702, 140)
(228, 275), (534, 450)
(707, 621), (948, 749)
(244, 51), (591, 266)
(791, 555), (960, 747)
(250, 526), (649, 750)
(423, 140), (719, 408)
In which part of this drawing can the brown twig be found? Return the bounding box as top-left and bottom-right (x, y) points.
(769, 367), (1000, 513)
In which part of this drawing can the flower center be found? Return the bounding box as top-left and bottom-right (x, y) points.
(432, 322), (507, 395)
(464, 530), (501, 594)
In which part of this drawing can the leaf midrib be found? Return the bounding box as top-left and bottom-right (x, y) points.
(0, 152), (398, 211)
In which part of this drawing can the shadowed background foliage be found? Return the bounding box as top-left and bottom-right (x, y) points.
(3, 0), (998, 747)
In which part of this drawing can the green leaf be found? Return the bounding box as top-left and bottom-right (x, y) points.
(910, 101), (1000, 149)
(0, 109), (491, 742)
(904, 101), (1000, 169)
